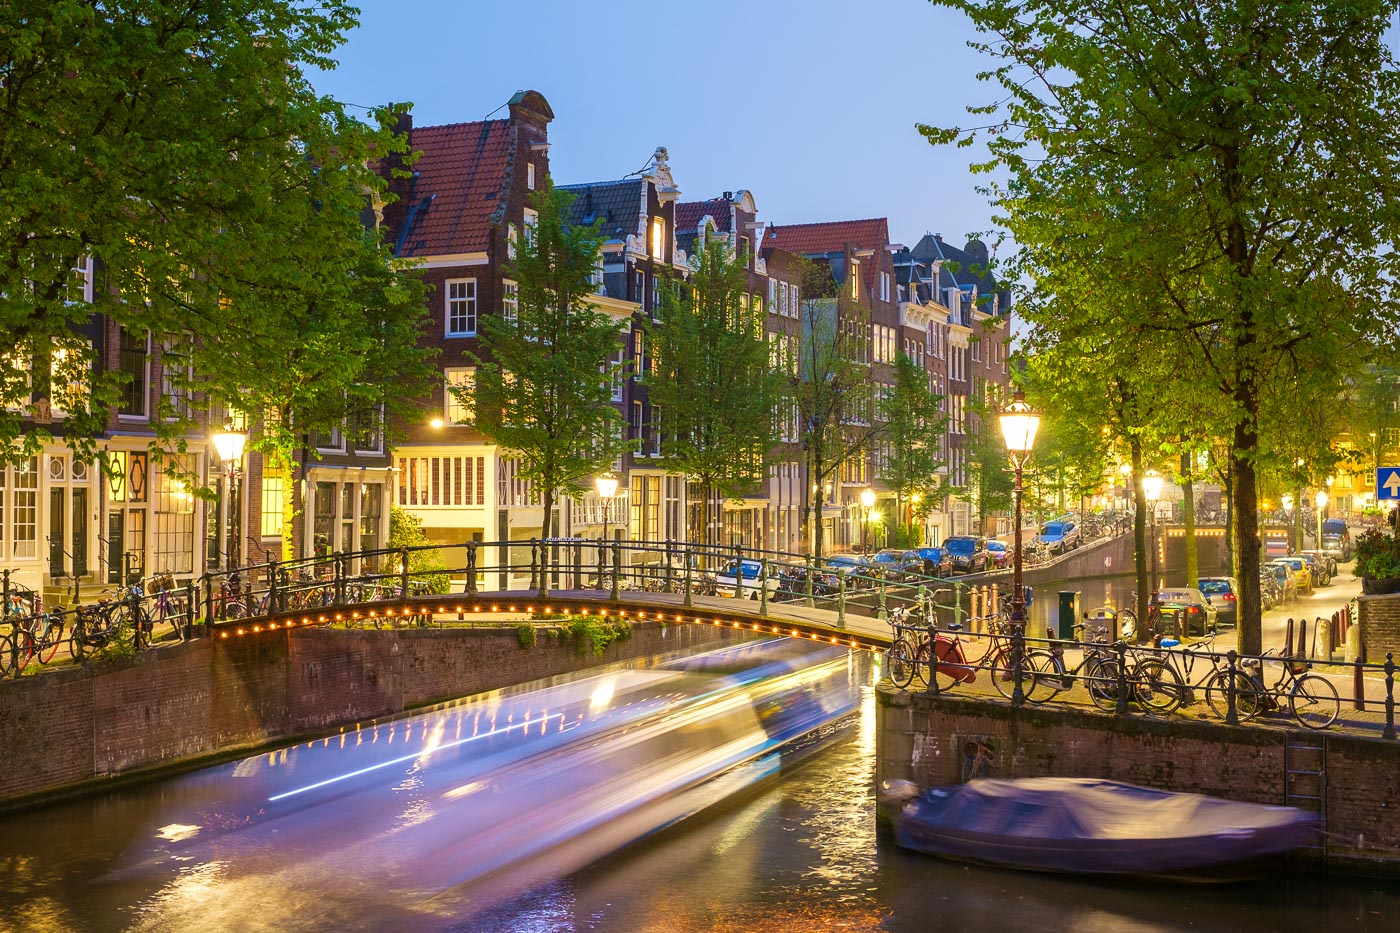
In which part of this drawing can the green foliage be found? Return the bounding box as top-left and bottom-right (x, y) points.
(515, 623), (538, 649)
(468, 181), (630, 536)
(563, 614), (633, 656)
(647, 236), (789, 543)
(0, 0), (428, 471)
(1355, 528), (1400, 581)
(927, 0), (1400, 651)
(882, 353), (948, 508)
(386, 506), (450, 594)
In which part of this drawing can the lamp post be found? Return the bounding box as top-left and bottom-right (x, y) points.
(1118, 462), (1132, 514)
(595, 474), (619, 543)
(860, 487), (876, 552)
(211, 423), (248, 571)
(1143, 470), (1164, 593)
(998, 389), (1041, 632)
(1281, 493), (1295, 551)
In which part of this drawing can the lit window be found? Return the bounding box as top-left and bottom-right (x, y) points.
(850, 261), (860, 300)
(502, 279), (518, 324)
(118, 329), (149, 418)
(446, 279), (477, 336)
(651, 216), (666, 261)
(261, 477), (285, 538)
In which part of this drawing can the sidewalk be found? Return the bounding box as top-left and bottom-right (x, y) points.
(1260, 567), (1359, 654)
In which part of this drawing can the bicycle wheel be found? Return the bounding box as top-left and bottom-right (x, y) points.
(887, 639), (915, 689)
(1133, 658), (1186, 715)
(1290, 674), (1340, 730)
(14, 629), (35, 671)
(1086, 657), (1124, 711)
(1024, 651), (1068, 703)
(1204, 670), (1263, 722)
(0, 633), (12, 675)
(38, 617), (64, 663)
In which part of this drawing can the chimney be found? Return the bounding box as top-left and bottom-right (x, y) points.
(964, 239), (989, 266)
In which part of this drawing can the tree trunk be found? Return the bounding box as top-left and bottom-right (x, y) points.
(1232, 413), (1263, 655)
(1131, 439), (1149, 642)
(1181, 451), (1198, 587)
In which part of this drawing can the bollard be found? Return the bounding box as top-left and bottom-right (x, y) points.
(837, 570), (847, 629)
(877, 579), (887, 621)
(990, 586), (999, 631)
(1226, 650), (1240, 725)
(953, 581), (965, 634)
(925, 620), (940, 696)
(1114, 641), (1129, 715)
(759, 559), (769, 616)
(969, 586), (980, 632)
(1383, 650), (1394, 739)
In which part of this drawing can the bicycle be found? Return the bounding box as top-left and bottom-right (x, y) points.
(68, 602), (121, 659)
(1029, 612), (1186, 714)
(1221, 649), (1340, 730)
(887, 600), (1048, 700)
(12, 606), (68, 670)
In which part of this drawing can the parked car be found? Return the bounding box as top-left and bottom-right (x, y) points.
(1295, 551), (1332, 587)
(1195, 577), (1238, 628)
(1036, 521), (1081, 553)
(824, 554), (879, 587)
(715, 558), (782, 600)
(985, 540), (1010, 569)
(914, 547), (954, 577)
(1301, 549), (1338, 577)
(871, 549), (927, 581)
(1320, 518), (1353, 561)
(1155, 587), (1219, 637)
(943, 536), (990, 574)
(1264, 561), (1300, 603)
(1276, 556), (1314, 594)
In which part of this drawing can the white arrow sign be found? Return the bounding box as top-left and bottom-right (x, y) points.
(1386, 471), (1400, 498)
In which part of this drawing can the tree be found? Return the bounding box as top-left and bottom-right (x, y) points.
(957, 401), (1014, 533)
(646, 236), (788, 547)
(926, 0), (1400, 653)
(1, 0), (399, 468)
(467, 180), (630, 543)
(795, 260), (881, 558)
(881, 353), (948, 546)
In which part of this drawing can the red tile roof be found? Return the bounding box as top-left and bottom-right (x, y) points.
(676, 198), (732, 234)
(763, 218), (889, 257)
(398, 119), (512, 257)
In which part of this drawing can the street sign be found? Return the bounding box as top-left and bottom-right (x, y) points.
(1379, 468), (1400, 501)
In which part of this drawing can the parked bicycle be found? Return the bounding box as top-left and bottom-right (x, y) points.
(1226, 649), (1341, 730)
(886, 600), (1044, 700)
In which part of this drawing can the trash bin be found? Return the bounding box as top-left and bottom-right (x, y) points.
(1055, 590), (1080, 641)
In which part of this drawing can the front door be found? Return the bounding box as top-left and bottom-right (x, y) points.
(49, 488), (65, 578)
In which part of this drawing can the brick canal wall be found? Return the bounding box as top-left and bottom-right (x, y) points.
(1359, 592), (1400, 663)
(0, 621), (743, 807)
(877, 687), (1400, 874)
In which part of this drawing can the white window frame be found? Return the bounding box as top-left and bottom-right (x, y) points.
(850, 260), (860, 300)
(315, 424), (345, 453)
(117, 329), (151, 421)
(523, 208), (539, 250)
(445, 278), (478, 337)
(502, 278), (518, 324)
(526, 162), (536, 190)
(445, 366), (475, 425)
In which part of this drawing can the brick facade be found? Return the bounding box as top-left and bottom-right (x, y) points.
(1359, 592), (1400, 663)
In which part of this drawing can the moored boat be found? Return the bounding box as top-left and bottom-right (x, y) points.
(881, 777), (1318, 877)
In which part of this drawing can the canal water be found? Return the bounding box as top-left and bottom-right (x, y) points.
(3, 652), (1400, 932)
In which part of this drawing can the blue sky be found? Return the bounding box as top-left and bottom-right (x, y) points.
(309, 0), (1001, 255)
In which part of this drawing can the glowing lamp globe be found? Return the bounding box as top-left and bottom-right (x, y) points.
(998, 389), (1040, 459)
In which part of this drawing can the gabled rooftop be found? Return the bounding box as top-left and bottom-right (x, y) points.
(393, 119), (512, 258)
(763, 218), (889, 257)
(558, 179), (645, 241)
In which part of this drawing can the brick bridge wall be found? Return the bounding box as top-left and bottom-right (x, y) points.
(877, 687), (1400, 874)
(1359, 592), (1400, 664)
(0, 621), (743, 807)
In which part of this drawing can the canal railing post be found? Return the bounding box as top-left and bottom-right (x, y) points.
(837, 570), (847, 629)
(269, 560), (280, 614)
(1114, 640), (1129, 715)
(202, 574), (214, 629)
(3, 569), (14, 676)
(926, 619), (940, 696)
(1011, 624), (1026, 707)
(334, 554), (346, 606)
(184, 580), (196, 641)
(1226, 650), (1240, 725)
(953, 581), (964, 633)
(804, 555), (815, 609)
(572, 539), (583, 591)
(466, 542), (479, 596)
(683, 553), (694, 608)
(610, 533), (621, 602)
(732, 545), (743, 599)
(535, 538), (549, 599)
(1385, 653), (1397, 741)
(759, 559), (769, 616)
(877, 579), (888, 622)
(596, 539), (607, 592)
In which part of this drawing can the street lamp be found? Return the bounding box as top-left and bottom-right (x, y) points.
(211, 422), (248, 570)
(998, 389), (1041, 635)
(1143, 470), (1163, 594)
(860, 487), (876, 552)
(595, 474), (619, 543)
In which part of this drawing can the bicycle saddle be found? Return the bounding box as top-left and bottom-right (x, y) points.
(946, 621), (963, 632)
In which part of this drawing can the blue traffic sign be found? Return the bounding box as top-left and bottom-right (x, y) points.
(1379, 468), (1400, 501)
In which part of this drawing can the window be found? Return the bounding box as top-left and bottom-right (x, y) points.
(313, 425), (344, 452)
(971, 337), (981, 362)
(118, 328), (149, 418)
(632, 400), (645, 441)
(160, 338), (191, 421)
(790, 285), (799, 317)
(446, 278), (477, 336)
(527, 161), (536, 190)
(523, 208), (538, 249)
(850, 261), (860, 300)
(49, 341), (90, 416)
(360, 484), (383, 553)
(507, 224), (519, 260)
(880, 271), (891, 302)
(445, 367), (475, 425)
(651, 216), (666, 261)
(502, 278), (518, 324)
(261, 476), (285, 538)
(630, 474), (661, 541)
(350, 406), (383, 453)
(768, 278), (777, 310)
(398, 455), (486, 507)
(1, 457), (38, 560)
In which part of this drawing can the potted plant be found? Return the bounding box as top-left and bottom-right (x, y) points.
(1355, 520), (1400, 595)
